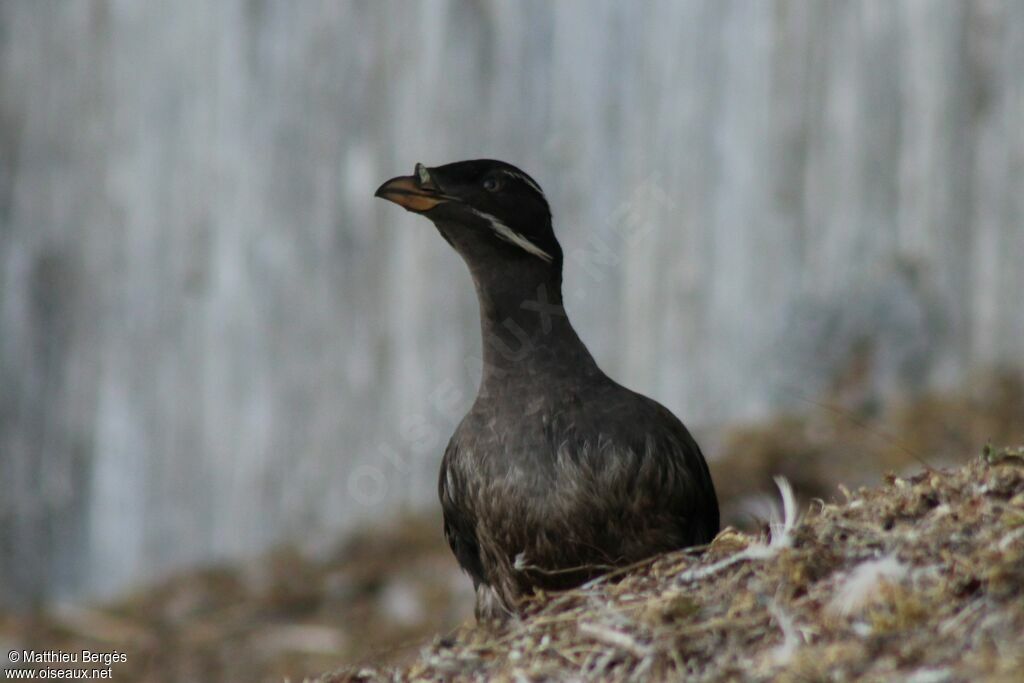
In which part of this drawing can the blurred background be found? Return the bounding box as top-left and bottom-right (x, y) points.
(1, 1), (1022, 680)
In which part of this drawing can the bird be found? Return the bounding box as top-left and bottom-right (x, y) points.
(375, 159), (719, 620)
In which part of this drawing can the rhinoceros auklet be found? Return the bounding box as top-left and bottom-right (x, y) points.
(375, 160), (719, 620)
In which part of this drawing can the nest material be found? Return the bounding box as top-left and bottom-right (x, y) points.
(325, 446), (1024, 683)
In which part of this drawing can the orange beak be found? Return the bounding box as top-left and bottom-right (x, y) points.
(375, 163), (456, 213)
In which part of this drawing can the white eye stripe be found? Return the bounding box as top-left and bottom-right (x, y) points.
(468, 208), (553, 263)
(501, 170), (545, 198)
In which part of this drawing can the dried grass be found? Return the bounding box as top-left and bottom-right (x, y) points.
(324, 446), (1024, 683)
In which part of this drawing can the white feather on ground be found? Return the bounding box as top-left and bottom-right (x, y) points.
(677, 476), (797, 583)
(828, 555), (908, 617)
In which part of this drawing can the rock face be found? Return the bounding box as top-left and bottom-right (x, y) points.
(1, 1), (1023, 605)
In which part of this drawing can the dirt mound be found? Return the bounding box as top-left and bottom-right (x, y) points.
(326, 447), (1024, 682)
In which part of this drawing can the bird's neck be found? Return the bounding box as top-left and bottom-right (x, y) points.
(467, 259), (601, 389)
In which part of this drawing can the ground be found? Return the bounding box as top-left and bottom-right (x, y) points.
(324, 446), (1024, 682)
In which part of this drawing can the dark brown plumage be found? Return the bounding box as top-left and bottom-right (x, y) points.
(376, 160), (719, 620)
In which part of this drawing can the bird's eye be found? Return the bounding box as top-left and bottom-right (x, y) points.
(483, 177), (501, 192)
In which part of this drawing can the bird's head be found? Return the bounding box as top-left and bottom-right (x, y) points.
(375, 159), (561, 271)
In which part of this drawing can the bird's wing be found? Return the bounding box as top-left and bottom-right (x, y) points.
(648, 400), (720, 543)
(438, 436), (487, 587)
(568, 387), (720, 547)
